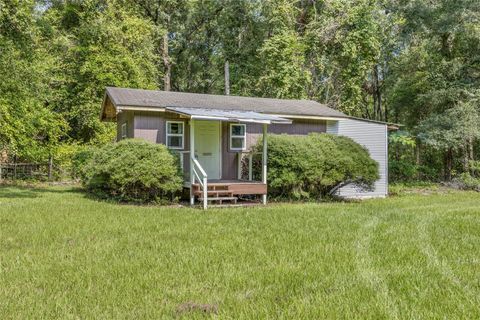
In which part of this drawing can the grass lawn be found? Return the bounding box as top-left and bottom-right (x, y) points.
(1, 185), (480, 319)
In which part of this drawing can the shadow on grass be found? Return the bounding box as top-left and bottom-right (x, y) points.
(0, 183), (83, 199)
(81, 190), (183, 208)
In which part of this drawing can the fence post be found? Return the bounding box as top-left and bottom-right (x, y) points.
(0, 163), (2, 183)
(48, 156), (53, 181)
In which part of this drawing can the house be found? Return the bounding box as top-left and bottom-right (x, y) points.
(101, 87), (394, 208)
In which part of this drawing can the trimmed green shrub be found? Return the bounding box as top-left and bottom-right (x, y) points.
(253, 133), (379, 199)
(71, 146), (97, 180)
(81, 139), (182, 203)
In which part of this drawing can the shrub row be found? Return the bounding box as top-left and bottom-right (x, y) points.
(253, 133), (379, 199)
(72, 134), (379, 203)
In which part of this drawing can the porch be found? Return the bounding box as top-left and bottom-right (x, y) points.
(191, 180), (267, 205)
(168, 107), (291, 209)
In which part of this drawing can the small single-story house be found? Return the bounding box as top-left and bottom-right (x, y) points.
(101, 87), (395, 208)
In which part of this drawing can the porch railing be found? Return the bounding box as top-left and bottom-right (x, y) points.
(237, 151), (262, 181)
(173, 150), (190, 182)
(171, 150), (208, 209)
(192, 158), (208, 210)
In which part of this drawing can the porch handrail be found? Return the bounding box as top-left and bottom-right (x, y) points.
(192, 158), (207, 178)
(192, 158), (208, 210)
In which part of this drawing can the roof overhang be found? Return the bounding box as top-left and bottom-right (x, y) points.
(165, 107), (292, 124)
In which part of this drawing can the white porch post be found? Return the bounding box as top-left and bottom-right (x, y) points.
(262, 123), (268, 205)
(189, 119), (195, 206)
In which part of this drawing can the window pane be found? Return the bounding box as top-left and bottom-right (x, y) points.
(231, 125), (245, 136)
(121, 124), (127, 137)
(231, 137), (244, 149)
(168, 136), (183, 148)
(168, 122), (183, 134)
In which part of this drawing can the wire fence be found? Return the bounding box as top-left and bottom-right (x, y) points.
(0, 160), (54, 181)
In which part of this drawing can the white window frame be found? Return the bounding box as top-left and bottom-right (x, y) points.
(121, 123), (127, 139)
(230, 123), (246, 151)
(166, 121), (185, 150)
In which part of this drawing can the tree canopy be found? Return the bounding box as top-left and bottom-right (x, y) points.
(0, 0), (479, 181)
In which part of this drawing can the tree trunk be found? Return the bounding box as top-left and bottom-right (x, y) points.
(372, 65), (383, 121)
(469, 137), (474, 161)
(162, 33), (171, 91)
(224, 60), (230, 95)
(444, 148), (453, 181)
(463, 143), (469, 172)
(48, 155), (53, 181)
(415, 142), (421, 166)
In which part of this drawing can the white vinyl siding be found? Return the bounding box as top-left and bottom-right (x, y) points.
(327, 119), (388, 198)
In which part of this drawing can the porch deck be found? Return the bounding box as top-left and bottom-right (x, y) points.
(190, 179), (267, 196)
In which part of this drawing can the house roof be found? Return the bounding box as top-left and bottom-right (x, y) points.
(102, 87), (400, 129)
(105, 87), (347, 118)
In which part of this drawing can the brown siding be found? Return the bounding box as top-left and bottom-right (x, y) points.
(222, 119), (327, 180)
(116, 111), (134, 141)
(119, 112), (327, 181)
(222, 123), (237, 179)
(133, 111), (190, 151)
(133, 111), (190, 178)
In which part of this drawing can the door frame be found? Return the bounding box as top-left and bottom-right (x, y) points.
(193, 120), (222, 180)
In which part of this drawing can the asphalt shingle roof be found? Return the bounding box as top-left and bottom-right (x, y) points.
(106, 87), (347, 118)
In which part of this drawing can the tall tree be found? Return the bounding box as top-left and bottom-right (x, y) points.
(40, 0), (159, 142)
(0, 0), (66, 161)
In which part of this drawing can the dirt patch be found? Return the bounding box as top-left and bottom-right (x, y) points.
(176, 302), (218, 316)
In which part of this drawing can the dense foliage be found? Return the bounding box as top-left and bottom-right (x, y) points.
(81, 139), (182, 202)
(1, 0), (479, 184)
(254, 134), (379, 199)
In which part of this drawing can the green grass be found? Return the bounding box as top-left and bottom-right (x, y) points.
(1, 185), (480, 319)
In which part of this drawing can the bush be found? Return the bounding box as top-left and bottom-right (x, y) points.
(81, 139), (183, 203)
(451, 161), (480, 191)
(253, 133), (379, 199)
(389, 159), (419, 182)
(52, 143), (98, 180)
(452, 173), (480, 191)
(71, 146), (97, 180)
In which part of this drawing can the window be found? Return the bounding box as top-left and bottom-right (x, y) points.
(166, 121), (184, 149)
(230, 124), (246, 151)
(121, 123), (127, 139)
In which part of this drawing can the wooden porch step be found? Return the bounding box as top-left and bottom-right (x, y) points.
(192, 185), (229, 191)
(190, 180), (267, 197)
(194, 190), (233, 196)
(199, 196), (238, 204)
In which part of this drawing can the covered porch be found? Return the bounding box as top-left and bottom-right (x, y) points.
(167, 107), (291, 209)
